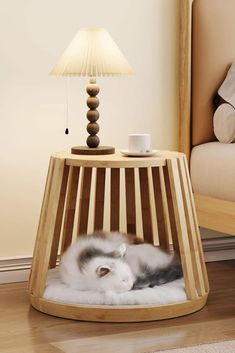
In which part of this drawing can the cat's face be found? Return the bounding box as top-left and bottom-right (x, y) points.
(93, 258), (135, 292)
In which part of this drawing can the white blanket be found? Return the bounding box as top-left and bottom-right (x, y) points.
(43, 269), (187, 306)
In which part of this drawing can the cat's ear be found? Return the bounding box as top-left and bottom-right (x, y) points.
(96, 265), (111, 278)
(117, 243), (127, 257)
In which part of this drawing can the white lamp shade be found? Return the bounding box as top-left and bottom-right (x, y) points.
(51, 28), (134, 77)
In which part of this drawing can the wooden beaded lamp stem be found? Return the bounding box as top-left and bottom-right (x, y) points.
(71, 78), (115, 155)
(50, 28), (134, 155)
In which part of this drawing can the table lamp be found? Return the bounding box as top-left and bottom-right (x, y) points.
(51, 28), (134, 155)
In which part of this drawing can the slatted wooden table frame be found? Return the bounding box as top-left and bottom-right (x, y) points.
(29, 151), (209, 322)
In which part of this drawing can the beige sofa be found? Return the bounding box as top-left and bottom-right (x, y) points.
(179, 0), (235, 235)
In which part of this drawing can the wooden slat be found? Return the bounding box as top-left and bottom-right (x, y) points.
(125, 168), (136, 234)
(147, 167), (159, 245)
(139, 168), (153, 243)
(152, 167), (169, 250)
(183, 155), (209, 292)
(167, 158), (198, 300)
(60, 167), (80, 254)
(49, 164), (69, 268)
(119, 169), (127, 233)
(77, 168), (92, 235)
(134, 169), (144, 240)
(29, 156), (55, 293)
(178, 157), (205, 296)
(163, 165), (179, 253)
(31, 157), (67, 297)
(94, 168), (106, 231)
(179, 0), (191, 160)
(159, 166), (172, 245)
(110, 168), (120, 231)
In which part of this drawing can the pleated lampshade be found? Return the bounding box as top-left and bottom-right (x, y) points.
(51, 28), (134, 77)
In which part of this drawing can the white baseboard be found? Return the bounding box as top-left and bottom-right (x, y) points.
(202, 237), (235, 262)
(0, 238), (235, 284)
(0, 257), (31, 284)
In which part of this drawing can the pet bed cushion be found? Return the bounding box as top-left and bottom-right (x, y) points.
(43, 269), (186, 305)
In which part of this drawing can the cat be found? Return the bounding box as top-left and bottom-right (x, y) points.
(60, 232), (183, 293)
(60, 232), (135, 293)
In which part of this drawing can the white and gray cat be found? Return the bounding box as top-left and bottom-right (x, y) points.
(60, 232), (182, 293)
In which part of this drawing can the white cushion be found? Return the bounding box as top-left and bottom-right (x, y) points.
(190, 142), (235, 202)
(43, 268), (186, 305)
(213, 103), (235, 143)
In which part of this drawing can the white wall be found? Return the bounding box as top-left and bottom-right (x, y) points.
(0, 0), (179, 257)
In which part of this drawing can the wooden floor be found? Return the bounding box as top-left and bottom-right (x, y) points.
(1, 261), (235, 353)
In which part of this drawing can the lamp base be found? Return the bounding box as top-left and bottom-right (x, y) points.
(71, 146), (115, 155)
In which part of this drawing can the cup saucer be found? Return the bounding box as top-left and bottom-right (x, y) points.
(120, 149), (160, 157)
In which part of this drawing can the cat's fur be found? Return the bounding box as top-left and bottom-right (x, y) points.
(60, 232), (182, 293)
(60, 232), (135, 292)
(132, 257), (183, 289)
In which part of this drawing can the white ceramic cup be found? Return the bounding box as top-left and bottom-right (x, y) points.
(128, 134), (151, 153)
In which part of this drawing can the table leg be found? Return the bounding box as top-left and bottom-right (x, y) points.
(29, 156), (67, 297)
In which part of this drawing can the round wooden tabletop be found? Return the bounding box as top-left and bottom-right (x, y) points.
(52, 150), (185, 168)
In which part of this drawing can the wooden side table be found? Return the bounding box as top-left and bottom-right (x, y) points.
(29, 151), (209, 322)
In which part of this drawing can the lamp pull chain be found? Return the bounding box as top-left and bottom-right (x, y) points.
(65, 77), (70, 135)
